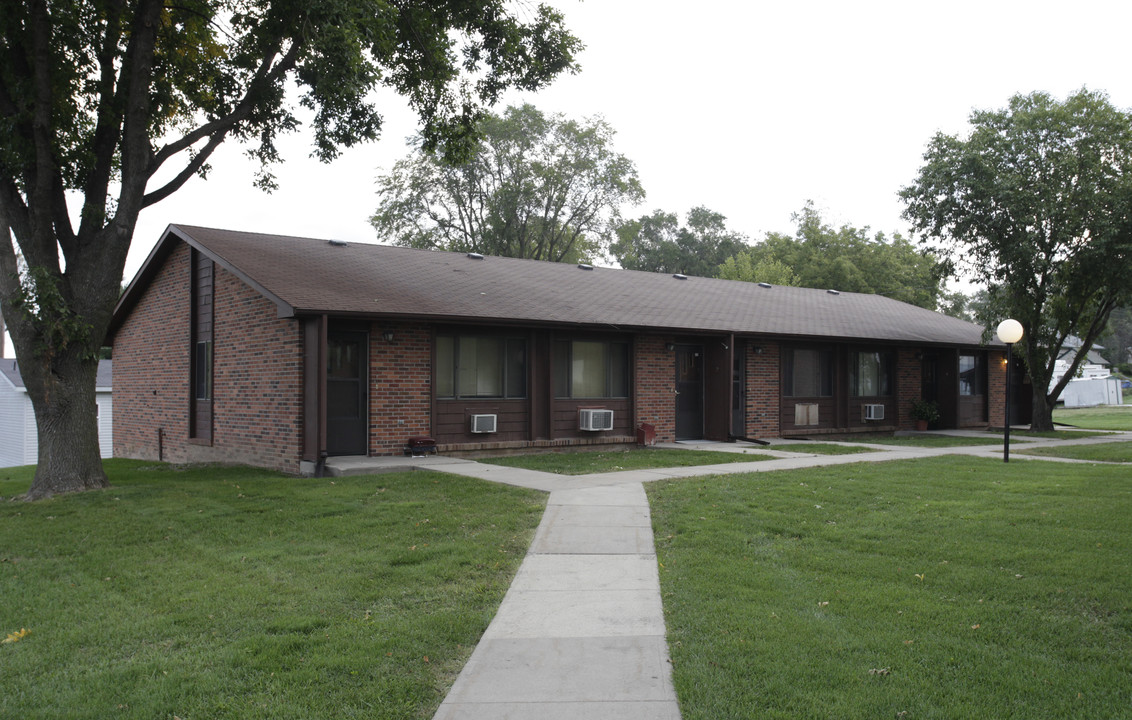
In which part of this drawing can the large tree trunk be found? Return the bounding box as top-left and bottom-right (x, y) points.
(22, 350), (109, 500)
(1030, 381), (1056, 432)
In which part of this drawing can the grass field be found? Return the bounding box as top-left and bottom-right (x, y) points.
(1054, 404), (1132, 431)
(648, 456), (1132, 719)
(816, 433), (1010, 447)
(1016, 441), (1132, 463)
(0, 460), (544, 720)
(480, 447), (772, 474)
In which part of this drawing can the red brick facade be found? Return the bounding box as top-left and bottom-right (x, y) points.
(897, 348), (921, 427)
(634, 335), (676, 443)
(114, 243), (304, 473)
(745, 342), (781, 437)
(368, 321), (432, 455)
(987, 349), (1008, 428)
(113, 239), (1005, 474)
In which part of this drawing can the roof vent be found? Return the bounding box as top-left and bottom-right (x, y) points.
(328, 239), (348, 247)
(467, 252), (484, 260)
(827, 289), (840, 295)
(758, 282), (772, 288)
(578, 263), (593, 270)
(673, 273), (688, 280)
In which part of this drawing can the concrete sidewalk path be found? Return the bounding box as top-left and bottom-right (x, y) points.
(433, 481), (681, 720)
(328, 430), (1132, 719)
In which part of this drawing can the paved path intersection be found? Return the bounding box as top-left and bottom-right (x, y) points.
(328, 429), (1132, 720)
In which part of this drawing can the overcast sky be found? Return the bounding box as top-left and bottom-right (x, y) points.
(4, 0), (1132, 358)
(131, 0), (1132, 273)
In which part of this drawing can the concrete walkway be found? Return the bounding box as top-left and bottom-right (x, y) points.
(325, 430), (1132, 720)
(433, 481), (679, 720)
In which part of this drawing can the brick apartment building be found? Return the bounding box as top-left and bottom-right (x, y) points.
(109, 225), (1008, 475)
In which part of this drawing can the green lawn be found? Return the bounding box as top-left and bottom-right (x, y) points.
(648, 456), (1131, 719)
(817, 433), (1009, 447)
(0, 460), (544, 720)
(772, 443), (877, 456)
(480, 447), (772, 475)
(1016, 441), (1132, 463)
(1054, 404), (1132, 431)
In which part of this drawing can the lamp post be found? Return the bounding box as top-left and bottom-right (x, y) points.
(996, 319), (1024, 463)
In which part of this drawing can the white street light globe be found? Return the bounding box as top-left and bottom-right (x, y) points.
(996, 318), (1023, 344)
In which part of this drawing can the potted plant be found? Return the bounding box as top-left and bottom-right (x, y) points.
(910, 399), (940, 431)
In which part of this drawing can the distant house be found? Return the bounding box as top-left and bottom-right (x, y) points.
(0, 359), (114, 468)
(1051, 336), (1111, 392)
(109, 225), (1009, 475)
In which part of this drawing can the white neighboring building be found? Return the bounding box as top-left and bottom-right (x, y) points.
(1051, 336), (1110, 393)
(1060, 376), (1124, 408)
(0, 359), (113, 468)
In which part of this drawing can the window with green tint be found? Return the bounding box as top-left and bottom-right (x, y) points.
(554, 339), (630, 398)
(436, 335), (526, 399)
(784, 347), (833, 397)
(850, 350), (893, 396)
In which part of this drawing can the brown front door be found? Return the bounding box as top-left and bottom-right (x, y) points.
(326, 331), (368, 456)
(675, 345), (704, 440)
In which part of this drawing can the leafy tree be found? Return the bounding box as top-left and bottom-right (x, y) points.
(1098, 305), (1132, 367)
(0, 1), (579, 499)
(371, 103), (642, 263)
(611, 206), (749, 277)
(901, 89), (1132, 431)
(936, 288), (997, 327)
(717, 253), (797, 286)
(719, 202), (943, 309)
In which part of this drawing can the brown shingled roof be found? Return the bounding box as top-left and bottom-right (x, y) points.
(113, 224), (992, 347)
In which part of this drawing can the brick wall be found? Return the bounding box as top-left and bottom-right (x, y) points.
(634, 335), (675, 442)
(897, 348), (921, 429)
(746, 341), (780, 437)
(113, 244), (191, 463)
(988, 349), (1008, 428)
(368, 321), (432, 455)
(113, 242), (304, 473)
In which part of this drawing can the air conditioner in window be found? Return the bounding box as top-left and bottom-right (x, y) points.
(863, 404), (885, 421)
(579, 408), (614, 431)
(470, 414), (497, 433)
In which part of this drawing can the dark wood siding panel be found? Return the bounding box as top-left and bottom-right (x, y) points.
(190, 250), (213, 441)
(301, 318), (321, 461)
(703, 340), (730, 441)
(434, 398), (529, 444)
(551, 398), (632, 438)
(958, 395), (987, 426)
(778, 397), (838, 433)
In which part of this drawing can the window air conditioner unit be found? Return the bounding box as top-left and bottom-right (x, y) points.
(863, 404), (885, 421)
(579, 408), (614, 431)
(470, 414), (497, 433)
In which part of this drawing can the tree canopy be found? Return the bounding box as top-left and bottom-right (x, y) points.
(901, 88), (1132, 430)
(370, 103), (643, 263)
(611, 206), (749, 277)
(0, 0), (580, 499)
(718, 202), (943, 310)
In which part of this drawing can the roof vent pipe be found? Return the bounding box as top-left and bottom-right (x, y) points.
(467, 252), (484, 260)
(673, 273), (688, 280)
(578, 263), (593, 270)
(826, 289), (840, 295)
(758, 282), (772, 288)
